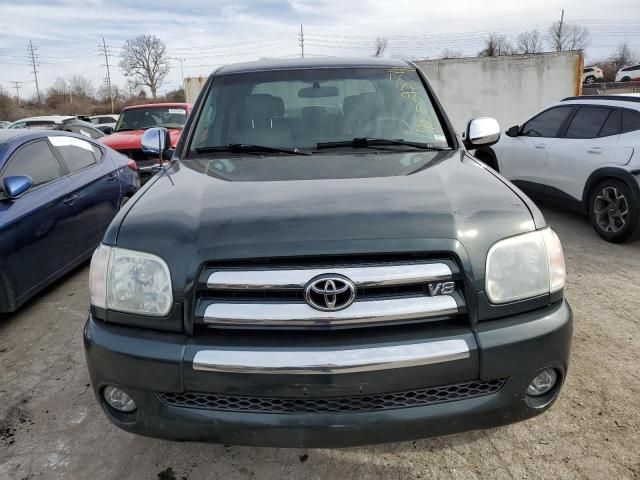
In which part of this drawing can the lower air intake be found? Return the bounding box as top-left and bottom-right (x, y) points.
(158, 378), (506, 414)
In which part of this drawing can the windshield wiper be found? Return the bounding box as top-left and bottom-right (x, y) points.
(316, 138), (451, 151)
(195, 144), (312, 156)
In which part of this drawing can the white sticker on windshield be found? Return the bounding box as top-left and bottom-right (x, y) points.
(168, 109), (186, 115)
(48, 136), (94, 151)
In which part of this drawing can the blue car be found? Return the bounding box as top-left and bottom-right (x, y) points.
(0, 130), (139, 312)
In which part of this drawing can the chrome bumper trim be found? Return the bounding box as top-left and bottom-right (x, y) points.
(192, 339), (470, 374)
(206, 263), (453, 290)
(202, 295), (458, 327)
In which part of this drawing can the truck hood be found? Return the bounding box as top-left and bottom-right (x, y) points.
(111, 150), (543, 292)
(102, 128), (182, 151)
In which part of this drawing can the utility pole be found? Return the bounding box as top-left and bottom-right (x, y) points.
(299, 24), (304, 58)
(169, 57), (186, 94)
(558, 9), (565, 51)
(28, 40), (41, 104)
(101, 38), (114, 114)
(69, 82), (73, 106)
(10, 81), (22, 105)
(177, 58), (185, 93)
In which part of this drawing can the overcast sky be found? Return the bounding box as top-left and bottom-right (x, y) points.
(1, 0), (639, 98)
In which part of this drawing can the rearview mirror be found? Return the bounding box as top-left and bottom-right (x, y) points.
(3, 175), (33, 199)
(464, 117), (501, 149)
(141, 127), (172, 159)
(298, 85), (339, 98)
(506, 125), (520, 137)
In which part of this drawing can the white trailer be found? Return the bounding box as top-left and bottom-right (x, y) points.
(414, 51), (584, 134)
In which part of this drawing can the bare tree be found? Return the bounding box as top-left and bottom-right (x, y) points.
(45, 77), (71, 109)
(0, 86), (17, 120)
(47, 77), (69, 98)
(517, 29), (543, 54)
(120, 34), (170, 98)
(547, 21), (590, 51)
(97, 84), (126, 104)
(69, 75), (94, 98)
(441, 48), (462, 59)
(565, 24), (590, 51)
(478, 34), (513, 57)
(609, 42), (638, 71)
(373, 37), (388, 58)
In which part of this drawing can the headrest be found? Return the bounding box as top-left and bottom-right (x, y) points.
(246, 94), (285, 120)
(344, 92), (384, 114)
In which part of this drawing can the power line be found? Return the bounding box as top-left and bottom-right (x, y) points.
(28, 40), (41, 104)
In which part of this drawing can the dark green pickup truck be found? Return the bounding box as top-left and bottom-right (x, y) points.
(84, 57), (572, 447)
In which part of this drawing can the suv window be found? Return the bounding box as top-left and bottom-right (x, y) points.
(622, 109), (640, 133)
(49, 136), (100, 172)
(583, 68), (593, 73)
(25, 121), (56, 130)
(2, 140), (62, 187)
(599, 109), (621, 137)
(522, 107), (573, 137)
(565, 107), (611, 139)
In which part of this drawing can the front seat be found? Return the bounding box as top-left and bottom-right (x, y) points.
(343, 92), (385, 137)
(239, 94), (292, 147)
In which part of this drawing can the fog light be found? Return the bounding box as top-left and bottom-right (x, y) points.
(103, 386), (137, 412)
(526, 369), (558, 397)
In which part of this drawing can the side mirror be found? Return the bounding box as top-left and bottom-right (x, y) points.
(141, 127), (171, 156)
(464, 117), (501, 149)
(3, 175), (33, 199)
(101, 126), (114, 135)
(506, 125), (520, 137)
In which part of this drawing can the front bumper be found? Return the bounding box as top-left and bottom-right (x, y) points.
(84, 300), (572, 447)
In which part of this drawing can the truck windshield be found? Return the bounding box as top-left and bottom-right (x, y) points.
(189, 67), (451, 154)
(114, 107), (187, 132)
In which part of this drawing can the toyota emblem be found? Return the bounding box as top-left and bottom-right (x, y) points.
(304, 275), (357, 311)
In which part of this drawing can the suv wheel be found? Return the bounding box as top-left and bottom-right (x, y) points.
(585, 75), (596, 84)
(621, 76), (631, 82)
(589, 179), (640, 243)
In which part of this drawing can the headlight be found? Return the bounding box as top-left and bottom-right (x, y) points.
(89, 244), (173, 316)
(485, 228), (565, 304)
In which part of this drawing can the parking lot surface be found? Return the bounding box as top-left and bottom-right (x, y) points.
(1, 206), (639, 480)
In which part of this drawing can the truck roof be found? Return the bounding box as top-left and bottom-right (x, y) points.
(216, 57), (413, 76)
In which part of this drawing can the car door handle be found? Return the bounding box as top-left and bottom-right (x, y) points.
(588, 147), (603, 154)
(534, 143), (547, 149)
(63, 194), (79, 205)
(107, 172), (118, 182)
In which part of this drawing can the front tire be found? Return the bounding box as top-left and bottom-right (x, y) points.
(621, 76), (631, 82)
(585, 75), (596, 84)
(589, 179), (640, 243)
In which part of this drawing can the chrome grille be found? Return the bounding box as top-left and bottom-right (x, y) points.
(195, 257), (465, 328)
(157, 379), (506, 414)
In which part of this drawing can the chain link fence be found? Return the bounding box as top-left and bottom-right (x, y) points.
(582, 80), (640, 96)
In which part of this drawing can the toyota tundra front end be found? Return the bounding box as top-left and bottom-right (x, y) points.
(84, 58), (572, 447)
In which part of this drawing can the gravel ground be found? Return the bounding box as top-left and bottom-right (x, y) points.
(0, 206), (639, 480)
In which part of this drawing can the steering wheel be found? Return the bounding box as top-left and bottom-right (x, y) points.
(359, 116), (412, 136)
